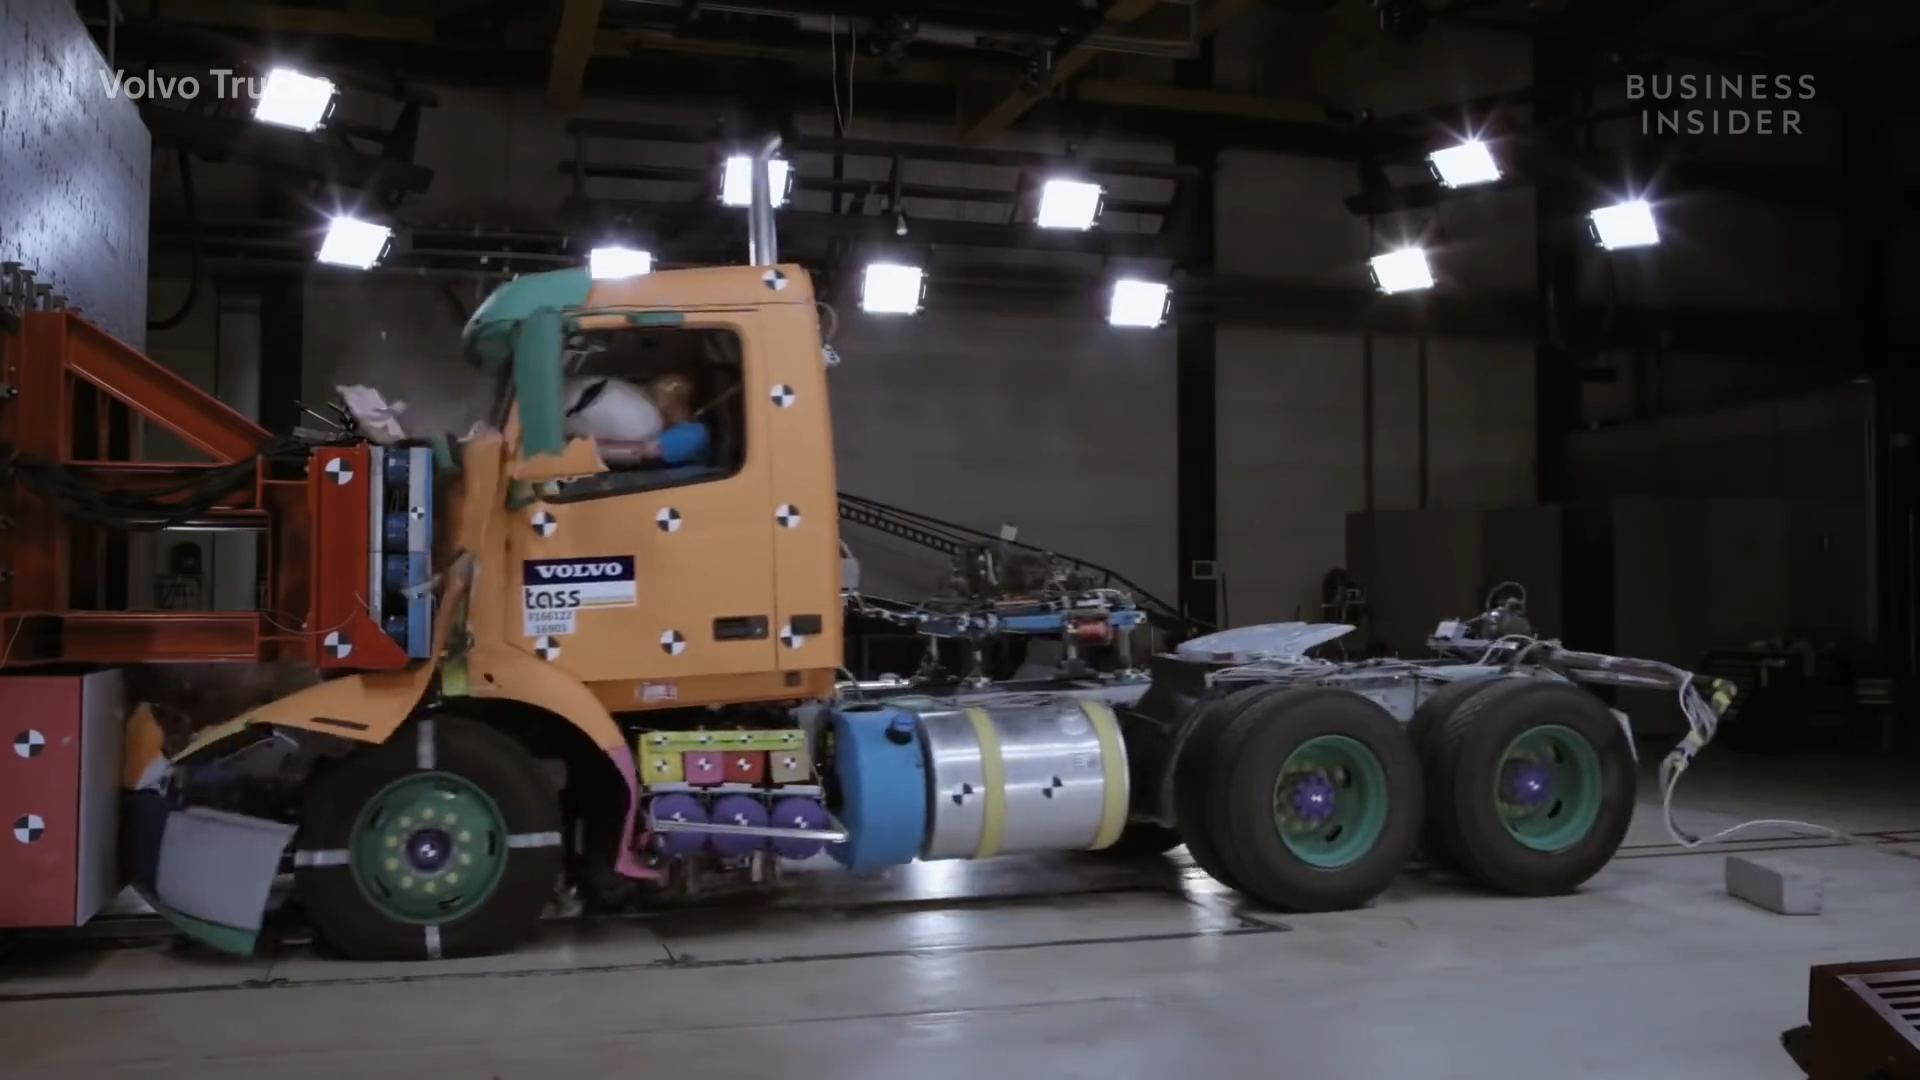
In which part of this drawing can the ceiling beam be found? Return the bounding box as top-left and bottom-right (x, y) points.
(548, 0), (607, 109)
(123, 0), (434, 40)
(113, 2), (1389, 157)
(563, 117), (1201, 179)
(955, 0), (1162, 146)
(563, 197), (1192, 258)
(954, 0), (1258, 144)
(142, 107), (435, 196)
(558, 159), (1175, 215)
(1074, 79), (1324, 124)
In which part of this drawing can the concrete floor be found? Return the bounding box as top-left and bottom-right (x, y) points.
(7, 748), (1920, 1079)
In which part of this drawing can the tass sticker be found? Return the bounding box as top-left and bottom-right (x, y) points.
(522, 556), (636, 636)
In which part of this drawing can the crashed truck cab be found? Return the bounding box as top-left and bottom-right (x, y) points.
(119, 260), (845, 954)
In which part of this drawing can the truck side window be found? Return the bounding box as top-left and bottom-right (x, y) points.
(543, 326), (746, 501)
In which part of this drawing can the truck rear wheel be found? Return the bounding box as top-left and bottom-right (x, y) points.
(1408, 676), (1506, 756)
(1407, 675), (1506, 870)
(1171, 684), (1287, 890)
(295, 715), (563, 961)
(1427, 678), (1635, 896)
(1204, 689), (1423, 912)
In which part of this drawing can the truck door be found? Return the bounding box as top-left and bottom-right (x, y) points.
(506, 312), (778, 684)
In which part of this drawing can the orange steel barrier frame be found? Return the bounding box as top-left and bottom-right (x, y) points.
(0, 311), (403, 672)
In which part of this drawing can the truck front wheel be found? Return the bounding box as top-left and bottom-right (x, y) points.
(294, 715), (564, 961)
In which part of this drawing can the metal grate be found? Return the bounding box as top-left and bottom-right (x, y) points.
(1844, 972), (1920, 1050)
(1804, 960), (1920, 1079)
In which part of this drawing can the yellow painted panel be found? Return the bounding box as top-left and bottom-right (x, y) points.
(582, 263), (817, 311)
(503, 313), (780, 683)
(640, 749), (684, 783)
(467, 642), (625, 751)
(761, 302), (845, 671)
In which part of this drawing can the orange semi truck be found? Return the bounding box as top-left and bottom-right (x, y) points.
(4, 142), (1729, 960)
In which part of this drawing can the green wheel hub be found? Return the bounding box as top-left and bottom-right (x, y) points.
(348, 773), (509, 924)
(1272, 734), (1390, 869)
(1494, 724), (1602, 852)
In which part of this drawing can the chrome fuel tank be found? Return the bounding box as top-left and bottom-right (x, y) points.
(917, 699), (1129, 860)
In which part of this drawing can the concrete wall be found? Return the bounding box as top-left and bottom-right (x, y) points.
(1211, 21), (1539, 626)
(829, 310), (1177, 602)
(1205, 21), (1866, 627)
(1346, 505), (1564, 657)
(1570, 381), (1877, 655)
(1584, 351), (1847, 426)
(1215, 327), (1534, 626)
(0, 0), (149, 345)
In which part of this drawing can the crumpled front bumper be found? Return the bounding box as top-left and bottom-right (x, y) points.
(121, 787), (296, 956)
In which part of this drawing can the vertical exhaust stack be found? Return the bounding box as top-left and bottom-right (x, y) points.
(748, 133), (782, 267)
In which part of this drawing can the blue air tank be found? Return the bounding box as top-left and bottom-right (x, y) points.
(827, 706), (928, 871)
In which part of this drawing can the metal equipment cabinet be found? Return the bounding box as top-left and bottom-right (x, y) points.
(0, 671), (125, 928)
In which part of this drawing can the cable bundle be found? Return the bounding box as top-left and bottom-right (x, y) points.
(0, 436), (311, 531)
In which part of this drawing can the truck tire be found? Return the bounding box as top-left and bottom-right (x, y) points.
(1170, 684), (1288, 890)
(1204, 689), (1423, 912)
(295, 715), (563, 961)
(1408, 675), (1506, 756)
(1428, 678), (1635, 896)
(1407, 675), (1507, 870)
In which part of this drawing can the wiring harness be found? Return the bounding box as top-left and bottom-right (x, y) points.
(0, 436), (312, 531)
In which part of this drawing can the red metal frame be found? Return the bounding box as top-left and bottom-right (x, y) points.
(1, 312), (406, 672)
(311, 445), (409, 671)
(0, 676), (85, 926)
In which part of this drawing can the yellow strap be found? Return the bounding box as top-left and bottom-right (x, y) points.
(964, 707), (1006, 859)
(1081, 700), (1130, 851)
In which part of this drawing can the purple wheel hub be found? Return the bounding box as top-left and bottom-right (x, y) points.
(709, 794), (769, 858)
(1502, 761), (1553, 808)
(1288, 773), (1337, 824)
(405, 827), (453, 873)
(768, 796), (830, 860)
(649, 793), (709, 857)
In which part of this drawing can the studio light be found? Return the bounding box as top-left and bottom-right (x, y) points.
(315, 216), (391, 270)
(1368, 247), (1435, 294)
(1427, 139), (1501, 188)
(721, 156), (793, 208)
(1587, 199), (1660, 251)
(1108, 279), (1170, 329)
(588, 246), (654, 280)
(1035, 179), (1104, 230)
(860, 263), (924, 315)
(253, 68), (335, 132)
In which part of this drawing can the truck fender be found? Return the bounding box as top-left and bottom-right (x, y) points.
(465, 642), (655, 880)
(169, 663), (438, 765)
(118, 666), (439, 956)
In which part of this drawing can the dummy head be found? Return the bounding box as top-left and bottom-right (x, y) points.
(651, 373), (695, 424)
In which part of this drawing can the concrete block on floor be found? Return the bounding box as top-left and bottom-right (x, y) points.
(1724, 854), (1824, 915)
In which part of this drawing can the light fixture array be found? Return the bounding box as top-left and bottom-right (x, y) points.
(1371, 139), (1660, 294)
